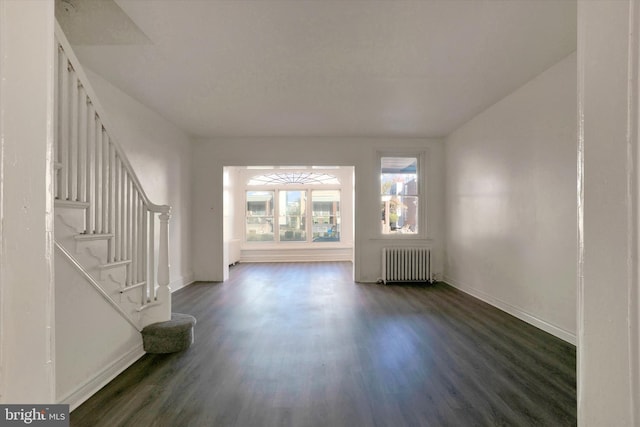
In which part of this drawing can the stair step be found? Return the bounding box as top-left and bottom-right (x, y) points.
(97, 259), (131, 271)
(55, 199), (90, 209)
(142, 313), (196, 354)
(75, 233), (114, 242)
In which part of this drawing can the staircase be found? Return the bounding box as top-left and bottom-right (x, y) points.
(53, 22), (196, 409)
(53, 22), (172, 330)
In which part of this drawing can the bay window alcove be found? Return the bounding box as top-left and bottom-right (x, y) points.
(226, 166), (354, 264)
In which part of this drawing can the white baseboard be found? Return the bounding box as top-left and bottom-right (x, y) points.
(242, 255), (353, 263)
(170, 274), (195, 293)
(59, 275), (193, 412)
(443, 275), (577, 345)
(241, 248), (353, 263)
(59, 343), (145, 411)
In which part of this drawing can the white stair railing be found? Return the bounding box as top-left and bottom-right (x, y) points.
(54, 22), (171, 322)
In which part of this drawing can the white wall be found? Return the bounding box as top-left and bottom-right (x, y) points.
(84, 69), (194, 291)
(54, 251), (143, 409)
(0, 0), (56, 403)
(444, 53), (577, 343)
(578, 0), (640, 424)
(223, 166), (240, 266)
(192, 138), (445, 282)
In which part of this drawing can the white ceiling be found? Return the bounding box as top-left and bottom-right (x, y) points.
(57, 0), (577, 139)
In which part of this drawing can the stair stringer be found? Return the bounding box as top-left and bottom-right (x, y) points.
(55, 204), (147, 329)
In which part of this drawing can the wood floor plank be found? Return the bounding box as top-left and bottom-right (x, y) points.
(70, 262), (576, 426)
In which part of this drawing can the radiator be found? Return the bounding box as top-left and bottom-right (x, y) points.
(382, 248), (432, 284)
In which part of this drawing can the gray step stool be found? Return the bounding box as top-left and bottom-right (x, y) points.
(142, 313), (196, 354)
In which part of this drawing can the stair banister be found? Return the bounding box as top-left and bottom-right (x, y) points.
(53, 23), (166, 208)
(55, 242), (142, 332)
(54, 21), (171, 325)
(55, 22), (166, 213)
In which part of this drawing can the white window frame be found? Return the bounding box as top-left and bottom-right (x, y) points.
(243, 168), (348, 246)
(245, 187), (343, 244)
(378, 151), (427, 239)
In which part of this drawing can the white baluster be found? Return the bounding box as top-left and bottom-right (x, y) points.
(135, 197), (140, 283)
(54, 45), (60, 199)
(77, 85), (87, 203)
(86, 104), (96, 233)
(148, 213), (155, 302)
(69, 70), (78, 201)
(127, 179), (134, 285)
(132, 190), (138, 287)
(102, 132), (109, 233)
(139, 200), (145, 305)
(95, 123), (103, 233)
(140, 204), (149, 288)
(59, 60), (70, 200)
(114, 157), (121, 261)
(157, 210), (171, 320)
(137, 196), (144, 283)
(122, 173), (128, 263)
(109, 144), (116, 260)
(140, 207), (149, 303)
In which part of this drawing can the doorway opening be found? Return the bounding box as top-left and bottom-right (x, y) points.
(223, 166), (355, 277)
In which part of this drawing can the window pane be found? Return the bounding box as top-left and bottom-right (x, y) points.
(279, 191), (306, 241)
(246, 191), (274, 241)
(312, 190), (340, 242)
(381, 157), (418, 234)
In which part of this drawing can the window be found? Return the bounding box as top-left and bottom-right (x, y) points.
(279, 190), (306, 241)
(246, 191), (274, 241)
(381, 156), (419, 234)
(245, 171), (342, 244)
(312, 190), (340, 242)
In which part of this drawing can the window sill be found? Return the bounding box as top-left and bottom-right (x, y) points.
(242, 242), (353, 250)
(370, 235), (432, 241)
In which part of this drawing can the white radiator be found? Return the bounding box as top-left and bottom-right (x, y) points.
(382, 248), (433, 284)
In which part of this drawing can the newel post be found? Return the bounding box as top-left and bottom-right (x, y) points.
(157, 209), (171, 320)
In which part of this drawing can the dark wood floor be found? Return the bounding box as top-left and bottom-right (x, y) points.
(71, 262), (576, 427)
